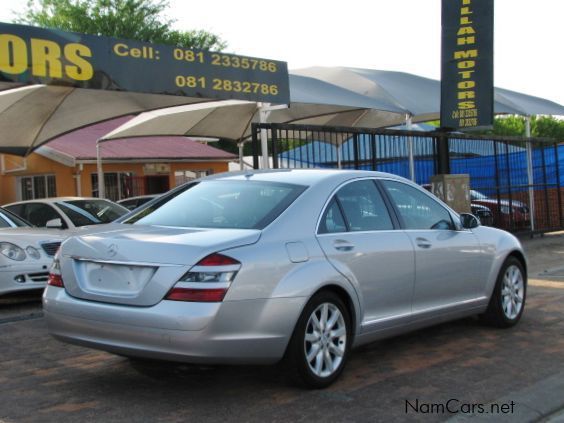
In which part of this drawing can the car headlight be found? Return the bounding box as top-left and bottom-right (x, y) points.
(26, 246), (41, 260)
(500, 205), (510, 214)
(0, 242), (26, 261)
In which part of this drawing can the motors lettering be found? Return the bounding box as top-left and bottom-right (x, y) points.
(452, 0), (479, 127)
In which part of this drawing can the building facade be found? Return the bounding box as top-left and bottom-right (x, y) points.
(0, 117), (236, 204)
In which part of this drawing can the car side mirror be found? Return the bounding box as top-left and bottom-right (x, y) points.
(46, 218), (63, 228)
(460, 213), (480, 229)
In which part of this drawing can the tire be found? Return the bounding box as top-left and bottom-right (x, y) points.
(285, 291), (352, 389)
(481, 256), (527, 328)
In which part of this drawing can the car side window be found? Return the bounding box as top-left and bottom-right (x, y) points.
(0, 215), (10, 227)
(319, 198), (347, 234)
(24, 203), (66, 228)
(382, 180), (454, 230)
(320, 180), (394, 234)
(4, 204), (25, 219)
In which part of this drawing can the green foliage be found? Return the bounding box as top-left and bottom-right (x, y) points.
(431, 115), (564, 140)
(486, 115), (564, 140)
(17, 0), (227, 50)
(532, 115), (564, 140)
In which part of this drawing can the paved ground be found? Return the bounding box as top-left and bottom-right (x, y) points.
(1, 232), (563, 422)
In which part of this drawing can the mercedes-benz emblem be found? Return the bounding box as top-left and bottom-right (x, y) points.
(107, 244), (118, 257)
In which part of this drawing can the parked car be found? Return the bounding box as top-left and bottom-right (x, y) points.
(43, 170), (527, 388)
(470, 203), (494, 226)
(0, 206), (32, 228)
(421, 184), (494, 226)
(1, 226), (65, 295)
(117, 195), (159, 211)
(3, 197), (129, 230)
(470, 190), (530, 230)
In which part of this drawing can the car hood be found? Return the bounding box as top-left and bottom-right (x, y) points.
(0, 227), (67, 244)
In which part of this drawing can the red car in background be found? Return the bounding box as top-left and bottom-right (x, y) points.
(470, 190), (530, 230)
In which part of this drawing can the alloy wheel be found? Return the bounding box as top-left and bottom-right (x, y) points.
(501, 264), (524, 320)
(304, 302), (347, 378)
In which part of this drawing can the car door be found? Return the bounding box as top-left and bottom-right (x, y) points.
(316, 179), (415, 330)
(380, 180), (483, 315)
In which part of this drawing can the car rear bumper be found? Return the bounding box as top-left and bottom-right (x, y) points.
(43, 287), (306, 364)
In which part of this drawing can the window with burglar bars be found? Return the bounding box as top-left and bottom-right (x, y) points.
(91, 172), (135, 201)
(18, 175), (56, 200)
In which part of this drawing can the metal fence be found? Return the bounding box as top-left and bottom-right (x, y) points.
(251, 123), (563, 234)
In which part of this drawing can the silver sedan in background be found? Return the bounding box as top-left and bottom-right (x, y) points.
(43, 170), (527, 388)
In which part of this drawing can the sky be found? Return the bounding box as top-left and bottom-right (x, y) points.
(1, 0), (563, 107)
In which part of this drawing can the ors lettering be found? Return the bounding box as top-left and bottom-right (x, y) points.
(0, 34), (27, 73)
(0, 34), (93, 81)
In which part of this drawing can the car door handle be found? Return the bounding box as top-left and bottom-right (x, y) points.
(333, 240), (355, 252)
(415, 237), (432, 249)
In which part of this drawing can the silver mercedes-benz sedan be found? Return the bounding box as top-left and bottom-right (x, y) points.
(43, 170), (527, 388)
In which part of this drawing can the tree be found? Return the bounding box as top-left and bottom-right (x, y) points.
(428, 115), (564, 140)
(17, 0), (227, 51)
(486, 115), (564, 140)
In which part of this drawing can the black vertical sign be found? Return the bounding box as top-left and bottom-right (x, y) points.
(441, 0), (494, 130)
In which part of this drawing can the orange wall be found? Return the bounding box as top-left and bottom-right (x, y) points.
(1, 153), (75, 205)
(0, 153), (230, 204)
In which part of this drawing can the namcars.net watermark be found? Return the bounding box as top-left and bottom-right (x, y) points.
(405, 399), (515, 415)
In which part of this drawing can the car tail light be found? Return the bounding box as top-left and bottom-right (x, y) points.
(47, 256), (64, 288)
(197, 253), (240, 266)
(165, 253), (240, 302)
(166, 288), (228, 302)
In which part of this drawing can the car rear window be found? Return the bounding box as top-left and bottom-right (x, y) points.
(123, 180), (306, 230)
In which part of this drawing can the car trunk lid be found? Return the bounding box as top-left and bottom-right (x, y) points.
(59, 224), (260, 306)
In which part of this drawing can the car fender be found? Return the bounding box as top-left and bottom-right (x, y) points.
(270, 258), (362, 337)
(474, 226), (527, 298)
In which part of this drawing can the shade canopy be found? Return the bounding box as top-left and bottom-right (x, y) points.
(2, 66), (563, 156)
(292, 66), (564, 121)
(0, 84), (212, 156)
(102, 100), (259, 141)
(101, 76), (410, 142)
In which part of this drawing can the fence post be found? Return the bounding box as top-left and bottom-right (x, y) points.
(271, 124), (279, 169)
(353, 133), (360, 169)
(251, 123), (259, 170)
(493, 141), (502, 227)
(504, 141), (514, 230)
(370, 134), (377, 171)
(555, 143), (563, 227)
(540, 145), (550, 229)
(525, 117), (536, 231)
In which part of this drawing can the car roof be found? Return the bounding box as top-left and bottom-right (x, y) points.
(4, 197), (112, 206)
(202, 169), (408, 186)
(117, 195), (158, 202)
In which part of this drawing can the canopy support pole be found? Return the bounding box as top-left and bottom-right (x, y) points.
(96, 140), (105, 199)
(406, 114), (415, 181)
(238, 141), (245, 170)
(525, 116), (535, 232)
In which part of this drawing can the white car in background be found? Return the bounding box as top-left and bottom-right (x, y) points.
(3, 197), (129, 230)
(1, 226), (65, 295)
